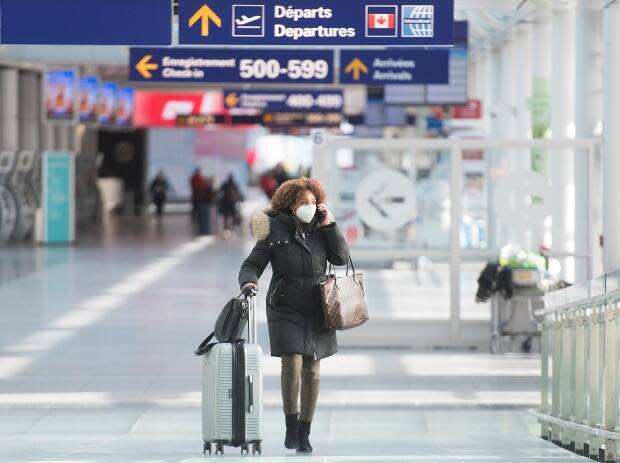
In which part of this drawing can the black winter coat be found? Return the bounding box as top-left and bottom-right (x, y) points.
(239, 211), (349, 360)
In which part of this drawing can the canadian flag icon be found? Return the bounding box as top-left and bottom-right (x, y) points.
(368, 13), (395, 29)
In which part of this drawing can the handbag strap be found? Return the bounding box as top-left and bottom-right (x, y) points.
(328, 254), (356, 277)
(194, 331), (217, 356)
(346, 254), (356, 275)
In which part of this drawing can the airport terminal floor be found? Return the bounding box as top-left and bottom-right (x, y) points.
(0, 214), (580, 462)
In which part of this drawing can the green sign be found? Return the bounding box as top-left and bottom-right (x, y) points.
(528, 77), (550, 175)
(43, 151), (75, 244)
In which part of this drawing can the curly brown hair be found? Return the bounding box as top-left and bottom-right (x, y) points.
(269, 177), (327, 214)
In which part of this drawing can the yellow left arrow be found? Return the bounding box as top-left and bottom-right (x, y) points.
(189, 4), (222, 37)
(136, 55), (158, 79)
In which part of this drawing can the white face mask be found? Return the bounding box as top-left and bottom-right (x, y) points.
(295, 204), (316, 223)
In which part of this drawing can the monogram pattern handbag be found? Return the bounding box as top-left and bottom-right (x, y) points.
(320, 256), (369, 331)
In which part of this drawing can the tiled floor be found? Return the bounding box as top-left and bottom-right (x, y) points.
(0, 215), (584, 462)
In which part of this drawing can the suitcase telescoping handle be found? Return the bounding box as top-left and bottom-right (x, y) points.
(241, 287), (258, 344)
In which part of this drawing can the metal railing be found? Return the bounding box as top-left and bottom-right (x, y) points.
(535, 270), (620, 461)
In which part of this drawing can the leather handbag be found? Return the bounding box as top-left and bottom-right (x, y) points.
(214, 295), (249, 343)
(195, 295), (249, 356)
(320, 256), (369, 331)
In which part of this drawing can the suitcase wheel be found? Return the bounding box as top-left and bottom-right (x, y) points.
(253, 442), (262, 455)
(241, 444), (249, 454)
(203, 442), (212, 455)
(216, 443), (224, 455)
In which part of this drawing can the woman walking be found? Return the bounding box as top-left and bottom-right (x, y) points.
(238, 178), (349, 453)
(218, 174), (243, 234)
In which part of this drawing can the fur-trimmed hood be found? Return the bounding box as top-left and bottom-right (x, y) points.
(250, 208), (300, 241)
(250, 209), (272, 241)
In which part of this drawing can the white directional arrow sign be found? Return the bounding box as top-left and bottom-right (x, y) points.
(355, 169), (417, 232)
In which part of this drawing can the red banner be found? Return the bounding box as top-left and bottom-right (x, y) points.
(452, 99), (482, 120)
(133, 91), (223, 127)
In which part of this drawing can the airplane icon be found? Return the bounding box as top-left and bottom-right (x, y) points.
(235, 14), (261, 28)
(232, 5), (264, 37)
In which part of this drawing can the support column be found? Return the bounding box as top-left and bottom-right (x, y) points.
(512, 23), (535, 249)
(551, 6), (576, 282)
(499, 34), (517, 167)
(531, 8), (552, 177)
(489, 45), (503, 249)
(55, 125), (68, 150)
(0, 69), (20, 151)
(42, 124), (55, 151)
(490, 45), (503, 141)
(603, 2), (620, 272)
(574, 1), (603, 282)
(481, 48), (494, 135)
(18, 71), (41, 151)
(66, 125), (77, 152)
(467, 55), (477, 102)
(515, 23), (533, 170)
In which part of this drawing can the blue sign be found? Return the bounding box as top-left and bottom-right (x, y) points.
(79, 76), (99, 123)
(340, 49), (449, 85)
(116, 88), (135, 126)
(129, 48), (334, 84)
(98, 82), (117, 125)
(0, 0), (172, 45)
(43, 152), (75, 244)
(44, 69), (77, 121)
(179, 0), (454, 46)
(224, 90), (343, 112)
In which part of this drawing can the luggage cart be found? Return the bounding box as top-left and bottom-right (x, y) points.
(490, 268), (545, 354)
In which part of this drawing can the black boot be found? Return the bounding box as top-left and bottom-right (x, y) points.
(297, 421), (313, 453)
(284, 413), (299, 449)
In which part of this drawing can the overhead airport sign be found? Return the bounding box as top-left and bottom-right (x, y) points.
(179, 0), (454, 46)
(262, 112), (343, 127)
(340, 49), (449, 85)
(130, 48), (334, 84)
(0, 0), (172, 45)
(176, 112), (343, 127)
(224, 90), (343, 112)
(176, 114), (227, 126)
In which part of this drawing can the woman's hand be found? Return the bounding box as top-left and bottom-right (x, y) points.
(317, 204), (333, 227)
(241, 282), (258, 296)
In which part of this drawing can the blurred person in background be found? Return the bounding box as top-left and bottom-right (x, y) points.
(196, 176), (215, 235)
(259, 171), (278, 199)
(190, 168), (207, 223)
(218, 174), (243, 235)
(259, 162), (292, 200)
(149, 170), (170, 218)
(273, 161), (290, 186)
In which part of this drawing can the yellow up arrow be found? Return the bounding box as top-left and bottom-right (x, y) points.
(344, 58), (368, 81)
(189, 4), (222, 37)
(136, 55), (159, 79)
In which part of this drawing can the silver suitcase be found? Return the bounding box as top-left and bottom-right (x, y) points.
(201, 293), (263, 455)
